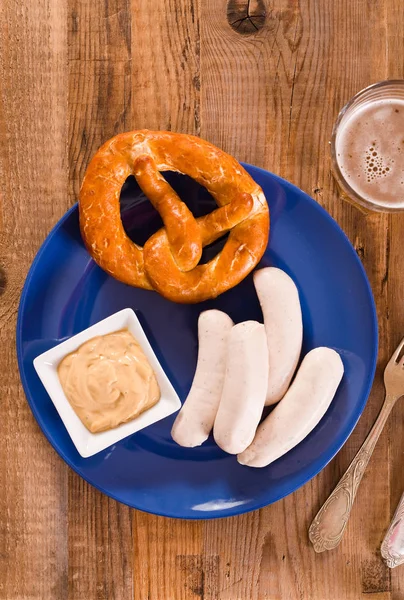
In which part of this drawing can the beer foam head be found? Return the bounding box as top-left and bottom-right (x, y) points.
(335, 99), (404, 208)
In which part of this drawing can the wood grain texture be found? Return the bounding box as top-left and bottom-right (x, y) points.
(0, 1), (69, 599)
(130, 0), (200, 134)
(1, 0), (404, 598)
(68, 1), (134, 599)
(131, 5), (203, 599)
(385, 2), (404, 598)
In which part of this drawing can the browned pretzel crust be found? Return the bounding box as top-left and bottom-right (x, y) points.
(79, 130), (269, 303)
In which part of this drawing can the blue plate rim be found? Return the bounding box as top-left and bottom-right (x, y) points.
(16, 163), (378, 519)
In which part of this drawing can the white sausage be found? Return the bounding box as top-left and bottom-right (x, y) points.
(254, 267), (303, 406)
(213, 321), (269, 455)
(171, 309), (233, 447)
(237, 347), (344, 468)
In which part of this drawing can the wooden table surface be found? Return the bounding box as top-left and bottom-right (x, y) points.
(1, 0), (404, 598)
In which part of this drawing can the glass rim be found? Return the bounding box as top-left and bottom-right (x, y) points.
(330, 79), (404, 213)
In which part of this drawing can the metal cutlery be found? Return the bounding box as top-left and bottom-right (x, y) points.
(309, 337), (404, 552)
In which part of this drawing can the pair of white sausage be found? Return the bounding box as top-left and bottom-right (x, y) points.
(237, 268), (344, 467)
(171, 311), (268, 454)
(172, 267), (344, 467)
(172, 267), (304, 451)
(237, 347), (344, 467)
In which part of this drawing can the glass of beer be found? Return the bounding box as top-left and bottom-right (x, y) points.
(331, 80), (404, 212)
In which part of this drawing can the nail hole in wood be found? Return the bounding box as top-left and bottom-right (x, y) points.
(227, 0), (266, 35)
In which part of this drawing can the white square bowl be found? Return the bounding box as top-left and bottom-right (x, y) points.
(33, 308), (181, 458)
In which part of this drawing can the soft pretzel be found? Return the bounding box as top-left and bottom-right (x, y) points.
(79, 131), (269, 303)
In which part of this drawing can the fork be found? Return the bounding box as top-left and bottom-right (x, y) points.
(309, 337), (404, 553)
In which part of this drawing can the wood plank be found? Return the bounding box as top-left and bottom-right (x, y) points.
(68, 0), (132, 202)
(0, 1), (69, 599)
(130, 2), (203, 599)
(133, 514), (205, 600)
(130, 0), (201, 134)
(67, 1), (134, 599)
(68, 473), (133, 600)
(200, 0), (393, 598)
(385, 2), (404, 598)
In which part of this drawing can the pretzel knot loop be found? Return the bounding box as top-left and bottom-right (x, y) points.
(79, 131), (269, 303)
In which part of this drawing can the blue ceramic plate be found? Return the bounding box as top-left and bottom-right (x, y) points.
(17, 164), (377, 519)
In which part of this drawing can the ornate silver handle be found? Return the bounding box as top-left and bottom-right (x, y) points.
(381, 491), (404, 567)
(309, 397), (394, 552)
